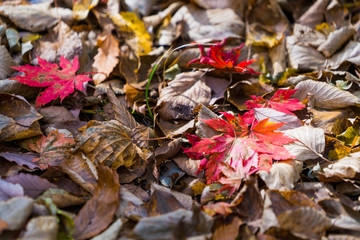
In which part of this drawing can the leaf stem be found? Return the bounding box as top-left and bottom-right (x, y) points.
(145, 62), (158, 120)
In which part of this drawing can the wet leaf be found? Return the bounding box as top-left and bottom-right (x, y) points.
(76, 120), (137, 169)
(74, 165), (120, 240)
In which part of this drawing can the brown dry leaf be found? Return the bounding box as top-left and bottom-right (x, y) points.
(0, 46), (17, 79)
(92, 33), (120, 85)
(262, 190), (331, 239)
(310, 108), (351, 135)
(212, 216), (243, 240)
(173, 155), (202, 177)
(154, 139), (182, 161)
(106, 88), (138, 129)
(0, 93), (42, 142)
(156, 71), (227, 120)
(59, 152), (98, 194)
(31, 21), (84, 67)
(116, 186), (147, 220)
(74, 165), (120, 240)
(90, 218), (123, 240)
(37, 188), (85, 208)
(38, 106), (78, 124)
(133, 207), (213, 240)
(246, 0), (289, 48)
(76, 120), (137, 169)
(17, 216), (58, 240)
(297, 0), (330, 28)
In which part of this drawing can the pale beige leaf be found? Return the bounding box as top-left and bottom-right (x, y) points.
(92, 33), (120, 85)
(156, 71), (227, 120)
(327, 41), (360, 69)
(254, 108), (303, 131)
(17, 216), (58, 240)
(73, 0), (99, 20)
(321, 152), (360, 180)
(284, 126), (325, 161)
(317, 26), (356, 57)
(258, 160), (303, 190)
(297, 0), (330, 28)
(195, 105), (219, 138)
(294, 80), (360, 109)
(90, 218), (123, 240)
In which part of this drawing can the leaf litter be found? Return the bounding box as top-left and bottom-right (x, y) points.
(1, 0), (360, 239)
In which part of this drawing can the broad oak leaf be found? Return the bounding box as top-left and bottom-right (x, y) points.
(28, 129), (75, 169)
(243, 89), (306, 124)
(11, 55), (92, 108)
(188, 39), (258, 74)
(185, 112), (295, 194)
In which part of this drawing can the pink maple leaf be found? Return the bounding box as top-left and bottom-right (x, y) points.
(11, 55), (93, 108)
(243, 89), (306, 124)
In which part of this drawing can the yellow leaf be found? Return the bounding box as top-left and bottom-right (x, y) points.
(111, 12), (152, 56)
(73, 0), (99, 21)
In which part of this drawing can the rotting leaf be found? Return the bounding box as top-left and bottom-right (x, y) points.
(76, 120), (138, 169)
(74, 165), (120, 240)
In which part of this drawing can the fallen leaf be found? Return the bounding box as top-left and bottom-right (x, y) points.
(59, 152), (98, 194)
(11, 55), (93, 108)
(253, 108), (303, 131)
(297, 0), (330, 28)
(317, 26), (355, 57)
(327, 41), (360, 69)
(133, 208), (213, 240)
(17, 216), (58, 240)
(111, 12), (152, 56)
(319, 152), (360, 181)
(0, 3), (59, 32)
(284, 126), (326, 161)
(0, 197), (34, 231)
(258, 160), (303, 190)
(0, 151), (41, 170)
(262, 190), (331, 239)
(37, 188), (85, 208)
(0, 93), (42, 142)
(38, 106), (78, 124)
(76, 120), (137, 169)
(6, 173), (57, 198)
(73, 0), (99, 20)
(294, 80), (360, 109)
(156, 71), (227, 120)
(0, 46), (17, 79)
(74, 165), (120, 240)
(27, 129), (75, 169)
(90, 218), (123, 240)
(92, 33), (120, 84)
(0, 179), (24, 201)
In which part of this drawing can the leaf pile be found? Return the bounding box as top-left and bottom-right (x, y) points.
(1, 0), (360, 239)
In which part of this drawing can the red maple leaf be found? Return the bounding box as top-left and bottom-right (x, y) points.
(185, 112), (296, 191)
(243, 89), (305, 124)
(27, 129), (75, 169)
(188, 39), (259, 74)
(11, 55), (93, 108)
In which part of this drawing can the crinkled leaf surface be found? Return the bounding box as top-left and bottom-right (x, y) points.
(76, 120), (137, 169)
